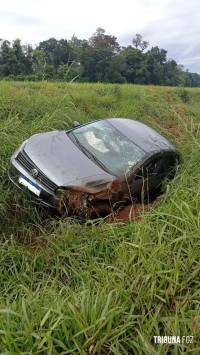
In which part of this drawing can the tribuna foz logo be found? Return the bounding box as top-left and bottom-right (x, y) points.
(153, 336), (194, 344)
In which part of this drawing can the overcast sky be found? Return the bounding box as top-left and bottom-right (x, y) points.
(0, 0), (199, 73)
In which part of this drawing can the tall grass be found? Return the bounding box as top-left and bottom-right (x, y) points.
(0, 82), (199, 353)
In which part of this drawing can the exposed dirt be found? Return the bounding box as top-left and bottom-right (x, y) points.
(55, 186), (165, 222)
(7, 195), (164, 251)
(105, 203), (148, 223)
(105, 194), (164, 223)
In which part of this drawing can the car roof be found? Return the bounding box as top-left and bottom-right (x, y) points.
(106, 118), (176, 153)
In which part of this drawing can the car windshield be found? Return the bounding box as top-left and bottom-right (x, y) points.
(72, 120), (145, 176)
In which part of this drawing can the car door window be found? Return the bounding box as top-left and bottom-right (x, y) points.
(133, 158), (163, 182)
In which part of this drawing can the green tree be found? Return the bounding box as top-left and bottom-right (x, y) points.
(39, 38), (69, 66)
(89, 28), (120, 54)
(81, 28), (121, 82)
(164, 59), (184, 86)
(0, 40), (13, 76)
(0, 39), (33, 78)
(145, 46), (168, 85)
(12, 39), (32, 75)
(32, 49), (48, 78)
(106, 55), (127, 83)
(68, 35), (88, 63)
(120, 46), (148, 84)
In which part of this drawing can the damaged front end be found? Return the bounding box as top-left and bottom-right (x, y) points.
(54, 176), (124, 218)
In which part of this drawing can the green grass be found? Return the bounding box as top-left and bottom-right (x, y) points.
(0, 81), (199, 354)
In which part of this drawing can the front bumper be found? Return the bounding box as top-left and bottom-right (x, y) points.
(8, 159), (56, 209)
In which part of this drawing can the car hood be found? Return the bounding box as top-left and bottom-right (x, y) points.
(23, 131), (115, 189)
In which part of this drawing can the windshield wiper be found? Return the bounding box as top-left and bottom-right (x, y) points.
(70, 133), (112, 174)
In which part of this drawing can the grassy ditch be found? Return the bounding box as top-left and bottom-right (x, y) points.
(0, 81), (200, 353)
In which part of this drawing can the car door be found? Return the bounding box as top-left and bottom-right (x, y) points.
(131, 156), (165, 200)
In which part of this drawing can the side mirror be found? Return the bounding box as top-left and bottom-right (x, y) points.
(73, 121), (80, 128)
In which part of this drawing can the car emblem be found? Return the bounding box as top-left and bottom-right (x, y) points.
(31, 168), (38, 178)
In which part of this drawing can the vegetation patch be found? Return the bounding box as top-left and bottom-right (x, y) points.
(0, 82), (199, 353)
(1, 30), (200, 86)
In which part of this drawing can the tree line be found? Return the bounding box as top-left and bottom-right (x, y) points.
(0, 28), (200, 87)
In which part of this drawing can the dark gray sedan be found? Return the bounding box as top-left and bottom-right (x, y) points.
(8, 118), (180, 216)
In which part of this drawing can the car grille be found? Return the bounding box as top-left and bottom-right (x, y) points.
(16, 150), (58, 192)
